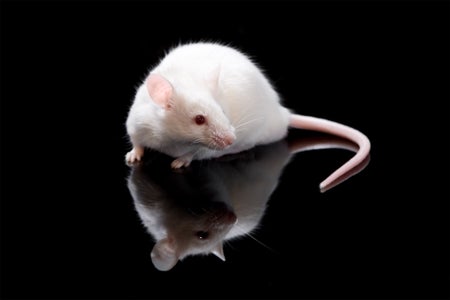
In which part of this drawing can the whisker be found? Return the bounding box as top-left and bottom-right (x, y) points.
(187, 208), (201, 217)
(235, 116), (263, 129)
(191, 147), (202, 156)
(191, 137), (204, 144)
(223, 239), (237, 251)
(233, 224), (276, 253)
(234, 107), (255, 126)
(234, 107), (263, 127)
(235, 116), (264, 133)
(208, 141), (216, 149)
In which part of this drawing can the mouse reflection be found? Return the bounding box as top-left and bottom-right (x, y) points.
(126, 135), (369, 271)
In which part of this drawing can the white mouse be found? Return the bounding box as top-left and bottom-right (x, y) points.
(125, 42), (371, 192)
(128, 135), (365, 271)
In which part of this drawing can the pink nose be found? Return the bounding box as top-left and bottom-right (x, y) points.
(223, 211), (237, 225)
(218, 210), (237, 225)
(223, 133), (235, 146)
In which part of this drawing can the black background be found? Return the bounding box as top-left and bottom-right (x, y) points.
(1, 0), (449, 299)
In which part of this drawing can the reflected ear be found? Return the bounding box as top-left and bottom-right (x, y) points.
(151, 238), (179, 271)
(146, 74), (173, 110)
(211, 242), (225, 261)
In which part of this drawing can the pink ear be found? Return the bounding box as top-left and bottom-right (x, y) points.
(151, 238), (179, 271)
(146, 74), (173, 109)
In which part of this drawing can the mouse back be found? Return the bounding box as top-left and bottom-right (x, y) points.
(148, 43), (290, 156)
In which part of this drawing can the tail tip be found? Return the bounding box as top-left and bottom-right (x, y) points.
(319, 182), (328, 193)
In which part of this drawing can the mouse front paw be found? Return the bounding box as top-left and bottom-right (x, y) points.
(171, 157), (192, 169)
(125, 146), (144, 165)
(170, 152), (195, 169)
(125, 151), (140, 165)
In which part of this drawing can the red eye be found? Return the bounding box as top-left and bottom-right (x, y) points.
(194, 115), (206, 125)
(195, 231), (209, 239)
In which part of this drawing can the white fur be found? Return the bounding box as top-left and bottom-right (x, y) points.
(126, 42), (290, 161)
(126, 42), (370, 191)
(128, 134), (367, 271)
(127, 140), (294, 271)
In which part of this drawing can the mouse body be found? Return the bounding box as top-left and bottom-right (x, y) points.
(128, 136), (365, 271)
(127, 140), (294, 271)
(125, 42), (370, 191)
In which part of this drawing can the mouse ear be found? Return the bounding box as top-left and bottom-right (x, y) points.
(207, 65), (221, 93)
(151, 238), (179, 271)
(211, 242), (226, 261)
(146, 74), (173, 110)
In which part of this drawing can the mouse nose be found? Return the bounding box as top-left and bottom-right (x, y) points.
(217, 209), (237, 225)
(223, 133), (236, 146)
(209, 201), (237, 225)
(212, 131), (236, 149)
(222, 210), (237, 225)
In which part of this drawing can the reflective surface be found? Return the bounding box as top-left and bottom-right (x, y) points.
(127, 136), (364, 271)
(1, 1), (449, 299)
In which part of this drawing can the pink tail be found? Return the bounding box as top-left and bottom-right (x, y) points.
(289, 114), (371, 192)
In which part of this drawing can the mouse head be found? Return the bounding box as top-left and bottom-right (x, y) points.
(146, 74), (236, 150)
(150, 201), (238, 271)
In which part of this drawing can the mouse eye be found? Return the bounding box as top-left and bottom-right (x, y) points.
(194, 115), (206, 125)
(195, 231), (209, 240)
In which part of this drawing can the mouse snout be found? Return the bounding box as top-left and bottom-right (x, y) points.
(223, 132), (236, 146)
(212, 131), (236, 149)
(209, 202), (237, 225)
(220, 210), (237, 225)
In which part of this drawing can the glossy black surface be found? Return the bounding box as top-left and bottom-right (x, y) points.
(1, 1), (449, 299)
